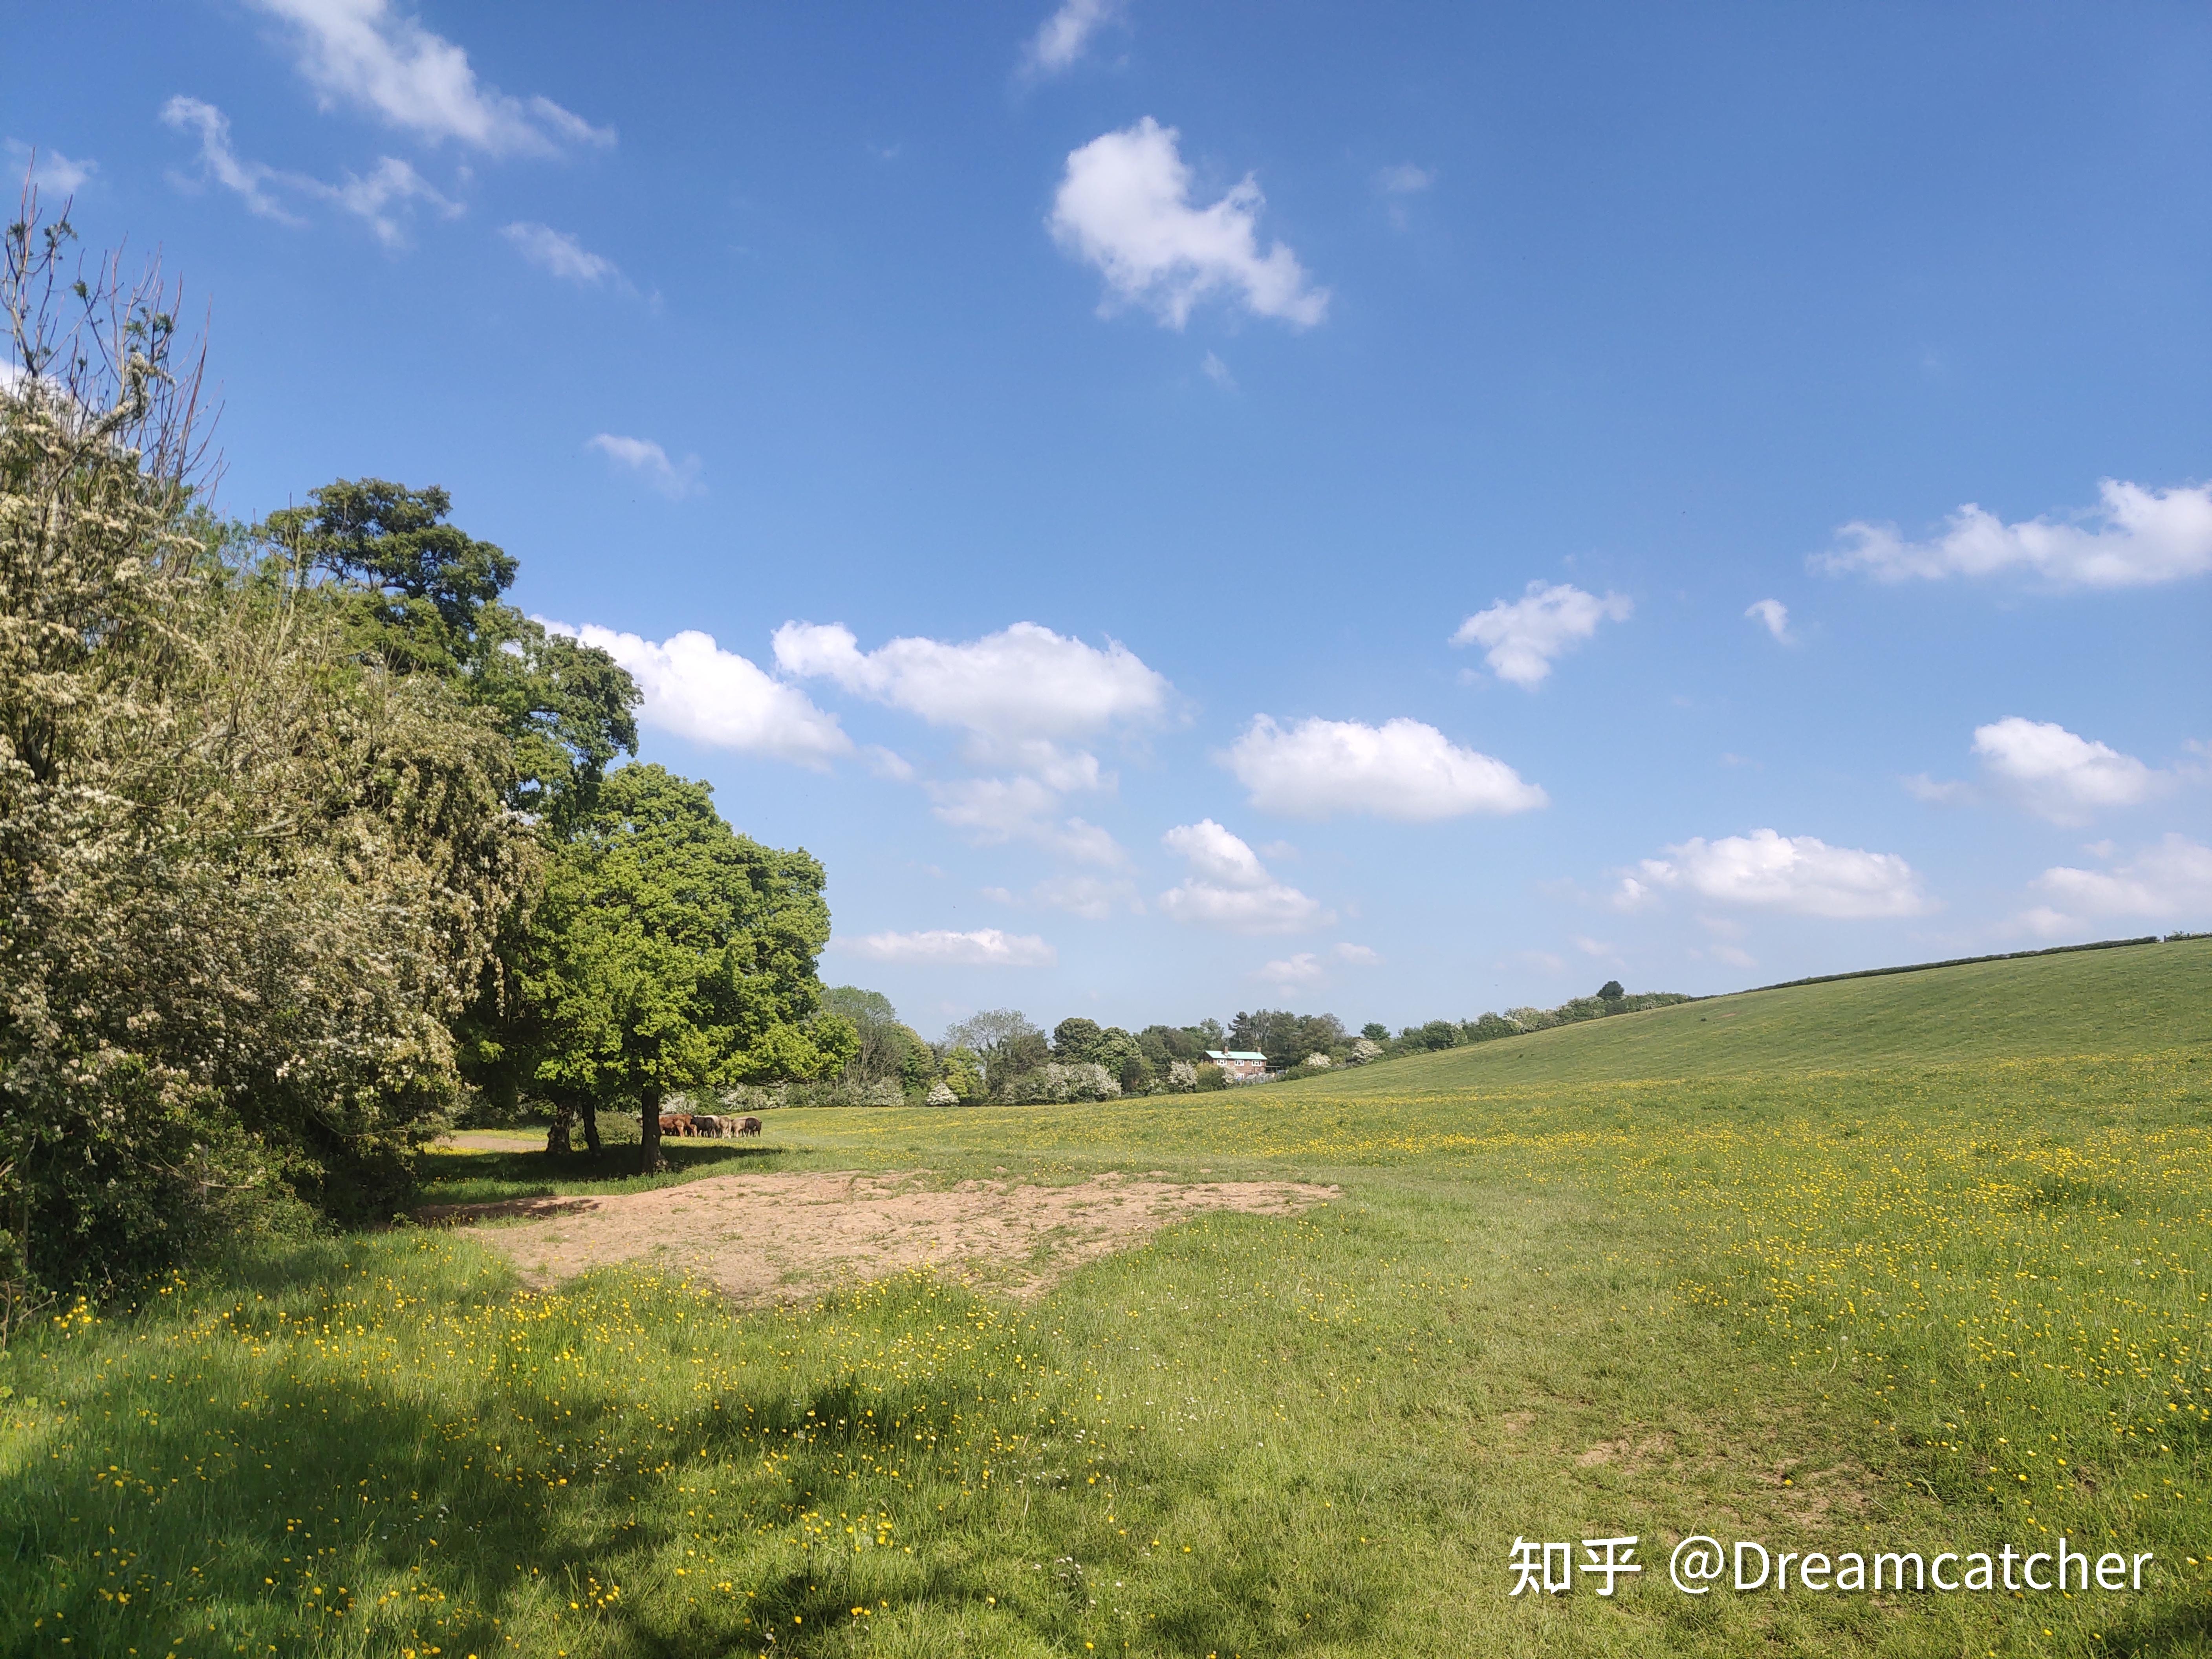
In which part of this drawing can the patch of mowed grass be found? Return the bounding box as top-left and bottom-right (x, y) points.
(2, 939), (2207, 1657)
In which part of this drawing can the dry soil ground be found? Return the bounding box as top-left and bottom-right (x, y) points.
(418, 1169), (1338, 1304)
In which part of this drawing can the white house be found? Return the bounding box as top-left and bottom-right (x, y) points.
(1204, 1049), (1270, 1083)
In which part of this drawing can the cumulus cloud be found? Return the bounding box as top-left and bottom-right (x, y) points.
(1632, 828), (1930, 919)
(1022, 0), (1124, 74)
(1333, 942), (1382, 966)
(503, 222), (620, 284)
(2020, 835), (2212, 936)
(1223, 714), (1545, 821)
(585, 433), (701, 499)
(1452, 581), (1632, 688)
(773, 621), (1169, 753)
(247, 0), (611, 155)
(1971, 718), (2168, 824)
(842, 928), (1057, 968)
(6, 141), (96, 194)
(1746, 598), (1794, 643)
(161, 96), (458, 245)
(1157, 820), (1328, 934)
(544, 622), (850, 768)
(1815, 478), (2212, 588)
(1049, 117), (1328, 329)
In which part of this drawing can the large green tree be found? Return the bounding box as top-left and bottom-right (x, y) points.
(1, 213), (533, 1289)
(518, 765), (854, 1171)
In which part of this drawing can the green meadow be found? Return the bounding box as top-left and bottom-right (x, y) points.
(2, 939), (2207, 1658)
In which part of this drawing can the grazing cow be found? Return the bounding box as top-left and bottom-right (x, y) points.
(657, 1112), (695, 1137)
(736, 1115), (763, 1137)
(692, 1113), (725, 1137)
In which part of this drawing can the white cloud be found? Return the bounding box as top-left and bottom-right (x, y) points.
(1022, 0), (1124, 74)
(6, 141), (96, 194)
(1223, 714), (1546, 821)
(585, 433), (701, 499)
(842, 928), (1057, 968)
(925, 776), (1127, 865)
(1049, 117), (1328, 329)
(1746, 598), (1794, 643)
(1452, 581), (1632, 688)
(1375, 163), (1433, 195)
(1570, 935), (1616, 960)
(161, 97), (300, 222)
(1901, 773), (1976, 806)
(773, 620), (1169, 751)
(247, 0), (612, 155)
(1201, 350), (1236, 390)
(1333, 942), (1382, 966)
(2021, 835), (2212, 936)
(161, 96), (458, 245)
(544, 622), (850, 769)
(1815, 478), (2212, 588)
(1258, 952), (1324, 989)
(503, 222), (620, 284)
(1970, 717), (2167, 824)
(988, 874), (1139, 920)
(1633, 828), (1930, 919)
(323, 154), (458, 245)
(1157, 819), (1328, 934)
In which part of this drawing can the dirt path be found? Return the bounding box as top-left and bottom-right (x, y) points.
(419, 1170), (1336, 1303)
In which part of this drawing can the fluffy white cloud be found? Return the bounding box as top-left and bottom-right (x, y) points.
(1022, 0), (1124, 74)
(2022, 835), (2212, 935)
(1452, 581), (1632, 688)
(1157, 820), (1328, 934)
(585, 433), (701, 499)
(1223, 714), (1546, 821)
(1333, 942), (1382, 966)
(773, 621), (1169, 750)
(504, 222), (620, 284)
(1971, 718), (2167, 824)
(545, 623), (850, 768)
(842, 928), (1057, 968)
(6, 141), (96, 194)
(1746, 598), (1793, 643)
(247, 0), (611, 155)
(161, 96), (458, 245)
(1815, 478), (2212, 588)
(1633, 829), (1930, 919)
(1049, 118), (1328, 329)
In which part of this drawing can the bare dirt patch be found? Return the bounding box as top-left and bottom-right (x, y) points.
(421, 1170), (1336, 1304)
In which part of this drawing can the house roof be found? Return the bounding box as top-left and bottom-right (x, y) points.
(1205, 1050), (1269, 1062)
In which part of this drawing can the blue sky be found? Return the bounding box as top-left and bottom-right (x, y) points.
(11, 1), (2209, 1036)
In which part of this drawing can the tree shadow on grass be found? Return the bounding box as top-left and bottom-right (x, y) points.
(414, 1141), (789, 1210)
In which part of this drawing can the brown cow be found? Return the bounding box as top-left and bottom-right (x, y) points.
(657, 1112), (696, 1137)
(736, 1115), (763, 1137)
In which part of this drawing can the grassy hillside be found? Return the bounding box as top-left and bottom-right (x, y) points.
(1314, 936), (2210, 1092)
(2, 938), (2207, 1659)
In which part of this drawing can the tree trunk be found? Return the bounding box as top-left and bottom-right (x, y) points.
(546, 1104), (573, 1156)
(637, 1086), (665, 1174)
(580, 1101), (601, 1153)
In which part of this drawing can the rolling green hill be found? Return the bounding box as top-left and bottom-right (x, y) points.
(1304, 935), (2211, 1094)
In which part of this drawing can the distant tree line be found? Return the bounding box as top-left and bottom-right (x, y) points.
(764, 979), (1690, 1108)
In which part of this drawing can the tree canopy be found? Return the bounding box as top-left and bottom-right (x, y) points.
(518, 765), (854, 1170)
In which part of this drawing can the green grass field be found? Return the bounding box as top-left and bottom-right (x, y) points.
(4, 939), (2207, 1658)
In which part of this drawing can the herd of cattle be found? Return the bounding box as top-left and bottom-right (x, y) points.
(656, 1112), (762, 1138)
